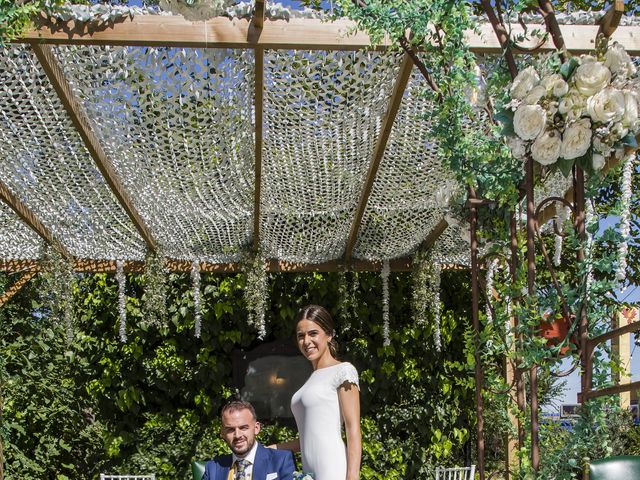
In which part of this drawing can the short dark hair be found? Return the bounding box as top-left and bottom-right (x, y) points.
(221, 399), (257, 421)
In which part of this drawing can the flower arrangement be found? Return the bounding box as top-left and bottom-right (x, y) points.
(499, 41), (639, 175)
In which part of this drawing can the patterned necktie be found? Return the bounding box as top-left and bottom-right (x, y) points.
(235, 458), (250, 480)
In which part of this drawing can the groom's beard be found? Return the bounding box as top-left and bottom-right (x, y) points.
(231, 437), (255, 456)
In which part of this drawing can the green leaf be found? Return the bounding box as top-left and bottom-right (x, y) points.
(560, 57), (580, 80)
(622, 133), (638, 148)
(556, 156), (575, 177)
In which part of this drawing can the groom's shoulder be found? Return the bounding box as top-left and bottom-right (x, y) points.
(207, 453), (232, 467)
(259, 443), (294, 462)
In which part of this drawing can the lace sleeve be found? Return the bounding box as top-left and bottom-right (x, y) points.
(332, 362), (359, 391)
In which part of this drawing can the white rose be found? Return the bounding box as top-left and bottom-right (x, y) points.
(531, 130), (562, 166)
(612, 122), (629, 140)
(514, 104), (546, 140)
(622, 91), (639, 130)
(560, 119), (592, 159)
(510, 66), (540, 100)
(587, 88), (625, 124)
(541, 74), (569, 97)
(506, 136), (527, 159)
(574, 61), (611, 96)
(604, 42), (637, 78)
(558, 89), (586, 120)
(525, 85), (547, 105)
(592, 153), (606, 171)
(593, 136), (613, 155)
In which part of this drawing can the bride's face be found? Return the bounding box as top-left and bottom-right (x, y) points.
(296, 318), (332, 363)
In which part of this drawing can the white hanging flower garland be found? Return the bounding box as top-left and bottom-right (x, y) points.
(116, 260), (127, 343)
(191, 259), (202, 338)
(381, 259), (390, 346)
(585, 200), (595, 299)
(553, 204), (571, 266)
(432, 262), (442, 352)
(616, 153), (634, 284)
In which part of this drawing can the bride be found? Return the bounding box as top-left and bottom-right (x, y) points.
(270, 305), (361, 480)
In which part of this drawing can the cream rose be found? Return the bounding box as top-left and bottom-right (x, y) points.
(510, 66), (540, 100)
(622, 91), (639, 130)
(560, 119), (592, 159)
(574, 61), (611, 96)
(604, 42), (637, 78)
(524, 85), (547, 105)
(559, 89), (586, 120)
(506, 136), (527, 159)
(541, 74), (569, 97)
(587, 88), (625, 124)
(531, 130), (562, 165)
(592, 153), (606, 171)
(514, 104), (546, 141)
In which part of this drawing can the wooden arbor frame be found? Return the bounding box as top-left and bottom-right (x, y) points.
(0, 4), (639, 480)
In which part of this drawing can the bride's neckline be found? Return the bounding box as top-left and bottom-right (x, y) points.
(313, 361), (343, 372)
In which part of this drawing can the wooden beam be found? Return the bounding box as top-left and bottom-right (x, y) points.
(253, 46), (264, 252)
(421, 218), (449, 251)
(0, 270), (38, 307)
(30, 43), (158, 252)
(0, 256), (468, 274)
(254, 0), (265, 29)
(579, 380), (640, 402)
(18, 16), (640, 55)
(597, 0), (624, 38)
(344, 54), (413, 262)
(0, 179), (72, 259)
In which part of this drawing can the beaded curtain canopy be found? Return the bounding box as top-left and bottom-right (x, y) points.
(1, 7), (638, 271)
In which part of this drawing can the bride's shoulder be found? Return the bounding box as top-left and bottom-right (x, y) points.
(331, 362), (359, 389)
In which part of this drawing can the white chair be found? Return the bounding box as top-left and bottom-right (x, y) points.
(100, 475), (156, 480)
(435, 465), (476, 480)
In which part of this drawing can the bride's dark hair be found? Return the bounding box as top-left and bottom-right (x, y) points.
(295, 304), (339, 359)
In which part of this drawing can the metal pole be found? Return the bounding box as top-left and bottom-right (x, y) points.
(574, 167), (591, 397)
(469, 187), (486, 480)
(525, 155), (539, 471)
(510, 213), (526, 453)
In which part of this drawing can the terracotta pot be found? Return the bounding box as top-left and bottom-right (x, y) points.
(539, 312), (576, 355)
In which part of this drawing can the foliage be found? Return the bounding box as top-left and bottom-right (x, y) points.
(143, 248), (168, 328)
(1, 269), (475, 479)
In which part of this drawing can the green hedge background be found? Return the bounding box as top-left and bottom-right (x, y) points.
(0, 270), (475, 479)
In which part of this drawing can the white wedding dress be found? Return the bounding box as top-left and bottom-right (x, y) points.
(291, 362), (359, 480)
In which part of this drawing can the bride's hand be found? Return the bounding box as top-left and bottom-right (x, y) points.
(266, 444), (277, 449)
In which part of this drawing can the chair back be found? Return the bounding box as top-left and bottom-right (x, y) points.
(589, 455), (640, 480)
(192, 460), (206, 480)
(100, 476), (155, 480)
(435, 465), (476, 480)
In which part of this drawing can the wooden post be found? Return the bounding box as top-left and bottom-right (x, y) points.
(613, 308), (636, 409)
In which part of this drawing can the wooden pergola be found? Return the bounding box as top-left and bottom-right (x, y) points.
(1, 5), (637, 292)
(1, 3), (640, 479)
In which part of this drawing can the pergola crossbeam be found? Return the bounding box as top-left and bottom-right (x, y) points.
(344, 53), (413, 262)
(0, 179), (71, 259)
(0, 269), (38, 307)
(19, 17), (640, 55)
(0, 257), (466, 274)
(29, 43), (158, 252)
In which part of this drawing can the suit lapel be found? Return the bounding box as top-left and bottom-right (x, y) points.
(219, 454), (234, 480)
(252, 443), (267, 480)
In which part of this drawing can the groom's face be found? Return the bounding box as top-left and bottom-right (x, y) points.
(221, 408), (261, 456)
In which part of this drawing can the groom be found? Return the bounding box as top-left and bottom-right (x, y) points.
(202, 400), (295, 480)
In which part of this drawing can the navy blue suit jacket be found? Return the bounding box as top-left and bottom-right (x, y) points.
(202, 443), (295, 480)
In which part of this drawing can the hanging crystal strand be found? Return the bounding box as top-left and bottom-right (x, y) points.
(616, 153), (634, 285)
(116, 260), (127, 343)
(585, 200), (595, 301)
(433, 262), (442, 352)
(381, 260), (390, 346)
(553, 204), (569, 266)
(485, 258), (498, 322)
(191, 259), (202, 338)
